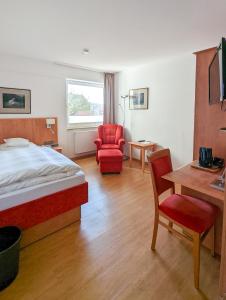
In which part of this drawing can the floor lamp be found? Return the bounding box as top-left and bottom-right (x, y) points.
(120, 95), (129, 160)
(120, 95), (129, 127)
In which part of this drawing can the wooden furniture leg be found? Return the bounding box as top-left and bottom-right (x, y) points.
(193, 232), (201, 289)
(140, 147), (142, 164)
(168, 221), (173, 233)
(151, 213), (159, 250)
(141, 148), (145, 172)
(210, 224), (215, 257)
(129, 144), (132, 167)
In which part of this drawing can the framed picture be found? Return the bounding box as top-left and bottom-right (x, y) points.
(0, 87), (31, 114)
(129, 88), (149, 110)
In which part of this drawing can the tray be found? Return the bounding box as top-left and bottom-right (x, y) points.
(190, 160), (222, 173)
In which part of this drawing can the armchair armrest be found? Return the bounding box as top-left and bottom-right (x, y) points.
(94, 138), (102, 149)
(118, 138), (125, 151)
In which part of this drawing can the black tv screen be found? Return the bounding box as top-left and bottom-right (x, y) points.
(209, 37), (226, 105)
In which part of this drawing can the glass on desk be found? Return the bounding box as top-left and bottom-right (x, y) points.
(210, 168), (226, 191)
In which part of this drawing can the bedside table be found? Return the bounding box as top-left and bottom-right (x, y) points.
(52, 146), (63, 153)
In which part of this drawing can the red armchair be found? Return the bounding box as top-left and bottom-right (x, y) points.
(94, 124), (125, 162)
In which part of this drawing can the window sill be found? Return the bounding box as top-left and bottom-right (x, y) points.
(67, 123), (102, 130)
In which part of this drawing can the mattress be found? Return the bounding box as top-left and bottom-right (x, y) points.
(0, 143), (81, 195)
(0, 170), (85, 211)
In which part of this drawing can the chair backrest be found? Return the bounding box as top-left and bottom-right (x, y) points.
(98, 124), (123, 144)
(147, 149), (174, 202)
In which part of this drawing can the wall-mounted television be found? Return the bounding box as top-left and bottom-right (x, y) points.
(209, 37), (226, 105)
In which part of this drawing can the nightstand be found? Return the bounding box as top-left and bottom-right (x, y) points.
(52, 146), (63, 153)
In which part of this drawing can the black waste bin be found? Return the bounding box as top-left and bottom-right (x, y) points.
(0, 226), (21, 290)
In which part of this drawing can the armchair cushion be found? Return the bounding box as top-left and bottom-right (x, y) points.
(101, 144), (120, 150)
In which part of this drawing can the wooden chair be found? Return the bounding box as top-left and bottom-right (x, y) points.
(147, 148), (218, 289)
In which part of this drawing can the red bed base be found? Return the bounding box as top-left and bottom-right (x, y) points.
(0, 182), (88, 230)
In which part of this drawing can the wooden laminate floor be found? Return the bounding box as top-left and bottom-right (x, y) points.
(0, 157), (220, 300)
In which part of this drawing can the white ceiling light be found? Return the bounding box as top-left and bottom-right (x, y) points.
(82, 48), (90, 55)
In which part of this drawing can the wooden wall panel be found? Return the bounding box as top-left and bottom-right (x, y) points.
(193, 48), (226, 162)
(0, 117), (58, 145)
(219, 188), (226, 297)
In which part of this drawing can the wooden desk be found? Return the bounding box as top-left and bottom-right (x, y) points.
(163, 164), (224, 207)
(128, 141), (156, 172)
(163, 163), (226, 298)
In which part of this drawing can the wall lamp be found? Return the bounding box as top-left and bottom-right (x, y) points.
(46, 118), (55, 134)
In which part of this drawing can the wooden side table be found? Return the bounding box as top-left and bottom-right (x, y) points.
(128, 141), (156, 172)
(52, 146), (63, 153)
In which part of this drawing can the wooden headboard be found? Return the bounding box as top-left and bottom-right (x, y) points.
(0, 118), (58, 145)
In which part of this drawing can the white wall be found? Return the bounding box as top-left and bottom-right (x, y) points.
(0, 55), (103, 157)
(115, 53), (196, 168)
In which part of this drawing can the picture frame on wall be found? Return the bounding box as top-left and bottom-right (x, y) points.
(129, 87), (149, 110)
(0, 87), (31, 114)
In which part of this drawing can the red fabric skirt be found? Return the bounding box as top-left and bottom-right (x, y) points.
(0, 182), (88, 229)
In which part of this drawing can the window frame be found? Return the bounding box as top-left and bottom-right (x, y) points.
(66, 79), (104, 129)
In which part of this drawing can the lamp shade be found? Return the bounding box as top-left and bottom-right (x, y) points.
(46, 118), (55, 126)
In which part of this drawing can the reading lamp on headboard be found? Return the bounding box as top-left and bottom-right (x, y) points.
(46, 118), (55, 135)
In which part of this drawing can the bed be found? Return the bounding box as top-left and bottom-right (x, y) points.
(0, 118), (88, 247)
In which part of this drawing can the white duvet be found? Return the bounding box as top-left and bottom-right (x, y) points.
(0, 143), (81, 195)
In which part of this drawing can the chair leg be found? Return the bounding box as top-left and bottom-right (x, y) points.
(210, 225), (215, 257)
(168, 221), (173, 233)
(192, 232), (201, 289)
(96, 155), (99, 164)
(151, 213), (159, 250)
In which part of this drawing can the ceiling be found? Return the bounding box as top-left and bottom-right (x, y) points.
(0, 0), (225, 71)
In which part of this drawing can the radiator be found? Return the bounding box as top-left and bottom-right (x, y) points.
(74, 130), (97, 154)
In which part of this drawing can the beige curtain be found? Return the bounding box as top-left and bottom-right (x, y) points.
(104, 73), (115, 124)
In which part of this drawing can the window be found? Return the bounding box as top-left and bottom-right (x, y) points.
(66, 79), (104, 128)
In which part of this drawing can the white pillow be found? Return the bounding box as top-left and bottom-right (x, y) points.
(4, 138), (30, 147)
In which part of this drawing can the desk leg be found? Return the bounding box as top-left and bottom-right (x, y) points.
(219, 192), (226, 298)
(141, 148), (145, 172)
(140, 147), (142, 164)
(129, 144), (132, 167)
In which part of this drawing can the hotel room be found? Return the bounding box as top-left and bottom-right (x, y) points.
(0, 1), (225, 299)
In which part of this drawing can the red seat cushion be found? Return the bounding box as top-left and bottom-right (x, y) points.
(98, 149), (123, 162)
(101, 144), (120, 150)
(159, 194), (218, 233)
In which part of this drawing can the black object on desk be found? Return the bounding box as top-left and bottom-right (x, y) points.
(199, 147), (224, 170)
(199, 147), (213, 168)
(213, 157), (225, 168)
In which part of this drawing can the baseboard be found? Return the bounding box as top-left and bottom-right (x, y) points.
(72, 152), (96, 160)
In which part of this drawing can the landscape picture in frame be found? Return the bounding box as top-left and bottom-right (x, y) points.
(0, 87), (31, 114)
(129, 88), (149, 110)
